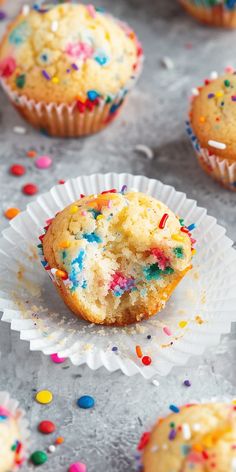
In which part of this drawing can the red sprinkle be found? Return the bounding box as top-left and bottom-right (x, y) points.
(101, 189), (117, 194)
(22, 183), (38, 196)
(58, 180), (65, 185)
(137, 432), (150, 451)
(159, 213), (169, 229)
(10, 164), (26, 176)
(142, 356), (152, 366)
(180, 227), (189, 233)
(38, 420), (56, 435)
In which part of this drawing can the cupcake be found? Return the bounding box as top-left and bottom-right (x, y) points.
(39, 189), (194, 326)
(0, 391), (29, 471)
(0, 3), (143, 137)
(187, 71), (236, 190)
(179, 0), (236, 28)
(137, 402), (236, 471)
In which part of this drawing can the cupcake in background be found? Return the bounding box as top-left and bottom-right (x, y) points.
(137, 402), (236, 471)
(187, 70), (236, 190)
(179, 0), (236, 28)
(0, 391), (29, 471)
(0, 3), (143, 137)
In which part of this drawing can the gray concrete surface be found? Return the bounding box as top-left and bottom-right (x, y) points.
(0, 1), (236, 471)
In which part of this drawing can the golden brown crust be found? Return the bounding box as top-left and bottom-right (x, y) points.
(180, 0), (236, 28)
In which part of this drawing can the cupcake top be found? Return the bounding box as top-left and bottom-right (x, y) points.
(0, 406), (24, 471)
(41, 189), (194, 325)
(0, 3), (142, 104)
(140, 402), (236, 472)
(190, 72), (236, 163)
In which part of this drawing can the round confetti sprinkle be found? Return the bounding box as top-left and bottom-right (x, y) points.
(142, 356), (152, 366)
(183, 380), (191, 387)
(48, 445), (56, 453)
(10, 164), (26, 176)
(77, 395), (95, 409)
(69, 462), (87, 472)
(111, 346), (118, 352)
(38, 420), (56, 434)
(50, 353), (66, 364)
(30, 451), (48, 465)
(4, 207), (20, 220)
(27, 150), (37, 158)
(35, 390), (53, 405)
(58, 179), (65, 184)
(55, 436), (64, 445)
(22, 183), (38, 196)
(35, 155), (52, 169)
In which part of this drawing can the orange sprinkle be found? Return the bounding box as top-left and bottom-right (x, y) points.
(136, 345), (143, 358)
(4, 207), (21, 220)
(55, 436), (64, 445)
(199, 116), (206, 123)
(59, 241), (70, 249)
(55, 269), (68, 280)
(27, 150), (37, 158)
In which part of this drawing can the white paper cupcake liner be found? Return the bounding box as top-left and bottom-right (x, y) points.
(0, 391), (30, 470)
(0, 173), (236, 379)
(0, 56), (143, 138)
(186, 120), (236, 190)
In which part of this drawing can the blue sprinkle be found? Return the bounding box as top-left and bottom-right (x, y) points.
(169, 404), (180, 413)
(9, 21), (29, 45)
(41, 260), (47, 267)
(82, 280), (87, 289)
(187, 223), (196, 231)
(77, 395), (95, 409)
(147, 335), (151, 340)
(94, 50), (109, 66)
(88, 209), (101, 219)
(112, 346), (118, 352)
(0, 415), (7, 421)
(83, 232), (102, 243)
(181, 444), (191, 456)
(87, 90), (99, 101)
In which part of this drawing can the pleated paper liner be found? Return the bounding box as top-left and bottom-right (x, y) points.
(0, 173), (236, 379)
(179, 0), (236, 28)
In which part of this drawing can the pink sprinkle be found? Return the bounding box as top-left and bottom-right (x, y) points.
(0, 406), (10, 417)
(35, 155), (52, 169)
(81, 211), (87, 216)
(107, 200), (112, 209)
(87, 4), (96, 18)
(50, 353), (66, 364)
(150, 248), (170, 271)
(163, 326), (172, 336)
(65, 42), (93, 60)
(69, 463), (86, 472)
(225, 66), (234, 73)
(190, 238), (196, 244)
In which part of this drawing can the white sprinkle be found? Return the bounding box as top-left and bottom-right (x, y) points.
(192, 423), (201, 432)
(208, 140), (226, 150)
(160, 56), (174, 70)
(162, 443), (168, 450)
(135, 144), (154, 160)
(152, 379), (160, 387)
(191, 88), (199, 97)
(22, 4), (30, 16)
(151, 445), (159, 453)
(51, 20), (58, 32)
(48, 445), (56, 453)
(210, 71), (218, 80)
(13, 126), (26, 135)
(232, 458), (236, 472)
(182, 423), (191, 440)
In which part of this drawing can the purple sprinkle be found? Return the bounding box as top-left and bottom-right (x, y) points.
(42, 70), (51, 80)
(183, 379), (191, 387)
(121, 185), (127, 194)
(147, 335), (151, 340)
(0, 10), (6, 20)
(208, 93), (215, 99)
(231, 95), (236, 101)
(168, 429), (177, 440)
(66, 69), (71, 73)
(112, 346), (118, 352)
(71, 63), (79, 71)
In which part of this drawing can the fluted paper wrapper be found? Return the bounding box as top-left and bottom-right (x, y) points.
(0, 173), (236, 379)
(179, 0), (236, 28)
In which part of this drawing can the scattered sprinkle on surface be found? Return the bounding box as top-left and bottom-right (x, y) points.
(77, 395), (95, 409)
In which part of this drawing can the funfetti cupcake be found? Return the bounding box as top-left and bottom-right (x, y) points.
(0, 3), (143, 137)
(137, 402), (236, 471)
(179, 0), (236, 28)
(187, 70), (236, 190)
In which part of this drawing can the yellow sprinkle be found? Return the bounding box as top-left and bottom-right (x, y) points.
(215, 91), (223, 98)
(199, 116), (206, 123)
(35, 390), (53, 405)
(232, 400), (236, 405)
(195, 315), (204, 325)
(59, 241), (70, 249)
(192, 443), (203, 453)
(191, 249), (197, 255)
(172, 234), (184, 242)
(69, 205), (78, 214)
(96, 215), (104, 220)
(52, 77), (59, 84)
(179, 321), (188, 328)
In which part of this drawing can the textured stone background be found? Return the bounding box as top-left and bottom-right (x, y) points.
(0, 1), (236, 471)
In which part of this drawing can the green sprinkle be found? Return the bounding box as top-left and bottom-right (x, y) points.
(30, 451), (48, 466)
(224, 79), (230, 87)
(144, 264), (174, 280)
(11, 443), (17, 451)
(170, 422), (175, 428)
(179, 218), (185, 226)
(106, 96), (112, 104)
(173, 247), (184, 259)
(163, 267), (174, 275)
(15, 74), (26, 89)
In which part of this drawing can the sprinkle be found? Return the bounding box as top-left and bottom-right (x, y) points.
(168, 429), (177, 440)
(22, 4), (30, 16)
(69, 463), (87, 472)
(70, 205), (78, 214)
(224, 79), (230, 87)
(0, 10), (6, 20)
(42, 70), (51, 80)
(159, 213), (169, 229)
(191, 88), (199, 96)
(193, 423), (201, 432)
(58, 179), (65, 185)
(35, 155), (52, 169)
(22, 183), (38, 195)
(152, 379), (160, 387)
(55, 436), (64, 445)
(48, 445), (56, 453)
(87, 4), (96, 17)
(87, 90), (99, 101)
(134, 144), (154, 160)
(15, 74), (26, 89)
(187, 223), (196, 231)
(55, 269), (68, 280)
(71, 63), (79, 71)
(169, 404), (180, 413)
(136, 345), (143, 358)
(183, 379), (191, 387)
(137, 432), (151, 451)
(27, 150), (37, 158)
(35, 390), (53, 405)
(142, 356), (152, 366)
(10, 164), (26, 176)
(210, 71), (218, 80)
(120, 185), (127, 194)
(13, 126), (26, 135)
(51, 20), (58, 32)
(215, 91), (223, 98)
(179, 321), (188, 328)
(173, 247), (184, 259)
(147, 335), (151, 340)
(52, 77), (59, 84)
(182, 423), (191, 440)
(160, 56), (174, 69)
(30, 451), (48, 465)
(163, 326), (172, 336)
(38, 421), (56, 434)
(199, 116), (205, 123)
(232, 96), (236, 101)
(208, 139), (226, 149)
(50, 353), (66, 364)
(208, 93), (215, 99)
(77, 395), (95, 409)
(59, 241), (70, 249)
(4, 208), (21, 220)
(112, 346), (118, 352)
(171, 234), (184, 242)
